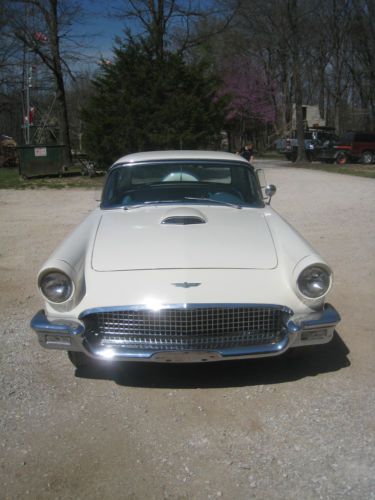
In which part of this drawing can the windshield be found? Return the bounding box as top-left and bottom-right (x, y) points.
(101, 161), (264, 209)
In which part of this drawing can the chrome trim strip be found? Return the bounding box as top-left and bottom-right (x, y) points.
(287, 303), (340, 332)
(79, 303), (293, 319)
(31, 310), (84, 336)
(301, 303), (341, 330)
(88, 333), (293, 362)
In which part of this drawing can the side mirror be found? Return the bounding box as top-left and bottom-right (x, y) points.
(265, 184), (276, 204)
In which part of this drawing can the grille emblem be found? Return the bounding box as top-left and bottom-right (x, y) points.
(172, 282), (201, 288)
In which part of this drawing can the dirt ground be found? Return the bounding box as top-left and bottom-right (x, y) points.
(1, 160), (374, 499)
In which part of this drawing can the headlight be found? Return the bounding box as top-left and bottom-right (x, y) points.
(297, 265), (331, 298)
(40, 271), (73, 303)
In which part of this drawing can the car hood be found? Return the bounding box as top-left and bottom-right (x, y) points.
(91, 206), (278, 271)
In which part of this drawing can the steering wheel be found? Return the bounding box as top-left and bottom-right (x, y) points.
(209, 190), (243, 204)
(162, 172), (198, 182)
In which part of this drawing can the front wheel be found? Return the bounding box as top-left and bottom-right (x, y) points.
(361, 150), (373, 165)
(68, 351), (92, 368)
(335, 151), (347, 165)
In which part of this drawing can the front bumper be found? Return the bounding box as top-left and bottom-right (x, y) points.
(31, 304), (340, 363)
(316, 149), (336, 160)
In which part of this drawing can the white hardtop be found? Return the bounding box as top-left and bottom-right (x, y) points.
(113, 150), (250, 166)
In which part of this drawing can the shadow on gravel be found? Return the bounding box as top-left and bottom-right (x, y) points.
(75, 331), (350, 389)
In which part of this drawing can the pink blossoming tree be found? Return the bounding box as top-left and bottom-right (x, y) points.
(220, 57), (277, 149)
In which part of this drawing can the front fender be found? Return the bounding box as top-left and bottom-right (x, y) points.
(38, 209), (102, 313)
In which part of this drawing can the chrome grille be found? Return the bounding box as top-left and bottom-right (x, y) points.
(82, 306), (286, 351)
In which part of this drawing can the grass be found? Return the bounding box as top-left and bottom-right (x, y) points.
(0, 168), (106, 189)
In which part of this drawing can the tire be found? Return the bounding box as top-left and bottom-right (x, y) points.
(305, 152), (312, 162)
(361, 150), (373, 165)
(285, 345), (315, 359)
(335, 151), (347, 165)
(67, 351), (92, 368)
(284, 347), (301, 359)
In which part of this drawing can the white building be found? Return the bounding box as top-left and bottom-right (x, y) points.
(291, 104), (326, 129)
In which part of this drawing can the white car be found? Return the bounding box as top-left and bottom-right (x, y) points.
(31, 150), (340, 369)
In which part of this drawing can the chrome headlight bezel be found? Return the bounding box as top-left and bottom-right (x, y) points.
(297, 265), (331, 299)
(39, 271), (74, 304)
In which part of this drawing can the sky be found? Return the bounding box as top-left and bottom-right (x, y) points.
(69, 0), (217, 66)
(69, 0), (131, 64)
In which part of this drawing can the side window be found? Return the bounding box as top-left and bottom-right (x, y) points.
(102, 171), (117, 205)
(355, 133), (366, 142)
(359, 133), (375, 142)
(102, 168), (132, 206)
(340, 133), (354, 144)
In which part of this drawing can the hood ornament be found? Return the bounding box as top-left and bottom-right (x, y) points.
(172, 282), (201, 288)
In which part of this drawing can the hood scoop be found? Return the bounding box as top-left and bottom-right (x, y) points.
(162, 216), (205, 225)
(160, 208), (206, 225)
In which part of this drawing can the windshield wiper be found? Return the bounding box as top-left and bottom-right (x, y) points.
(183, 197), (242, 209)
(123, 200), (185, 210)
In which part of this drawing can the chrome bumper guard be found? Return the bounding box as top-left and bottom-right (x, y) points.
(31, 304), (340, 363)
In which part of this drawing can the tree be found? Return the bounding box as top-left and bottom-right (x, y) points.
(11, 0), (85, 166)
(209, 0), (320, 159)
(113, 0), (239, 57)
(284, 0), (306, 161)
(219, 56), (276, 149)
(82, 39), (227, 166)
(317, 0), (353, 133)
(350, 0), (375, 129)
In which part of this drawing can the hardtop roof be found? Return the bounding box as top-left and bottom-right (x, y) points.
(112, 150), (251, 167)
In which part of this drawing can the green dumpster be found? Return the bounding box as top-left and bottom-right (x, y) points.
(18, 144), (66, 178)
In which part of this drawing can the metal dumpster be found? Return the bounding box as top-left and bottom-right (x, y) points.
(18, 144), (66, 178)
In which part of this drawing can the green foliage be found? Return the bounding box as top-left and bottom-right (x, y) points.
(0, 168), (104, 189)
(81, 40), (227, 166)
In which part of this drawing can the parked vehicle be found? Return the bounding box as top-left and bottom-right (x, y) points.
(275, 127), (337, 161)
(31, 150), (340, 370)
(316, 131), (375, 165)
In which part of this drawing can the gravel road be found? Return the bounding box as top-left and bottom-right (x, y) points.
(1, 160), (374, 499)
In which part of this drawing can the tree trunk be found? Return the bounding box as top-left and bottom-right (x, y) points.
(49, 0), (71, 166)
(288, 0), (306, 162)
(55, 73), (72, 167)
(295, 73), (306, 162)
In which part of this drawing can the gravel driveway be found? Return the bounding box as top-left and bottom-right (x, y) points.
(1, 160), (374, 499)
